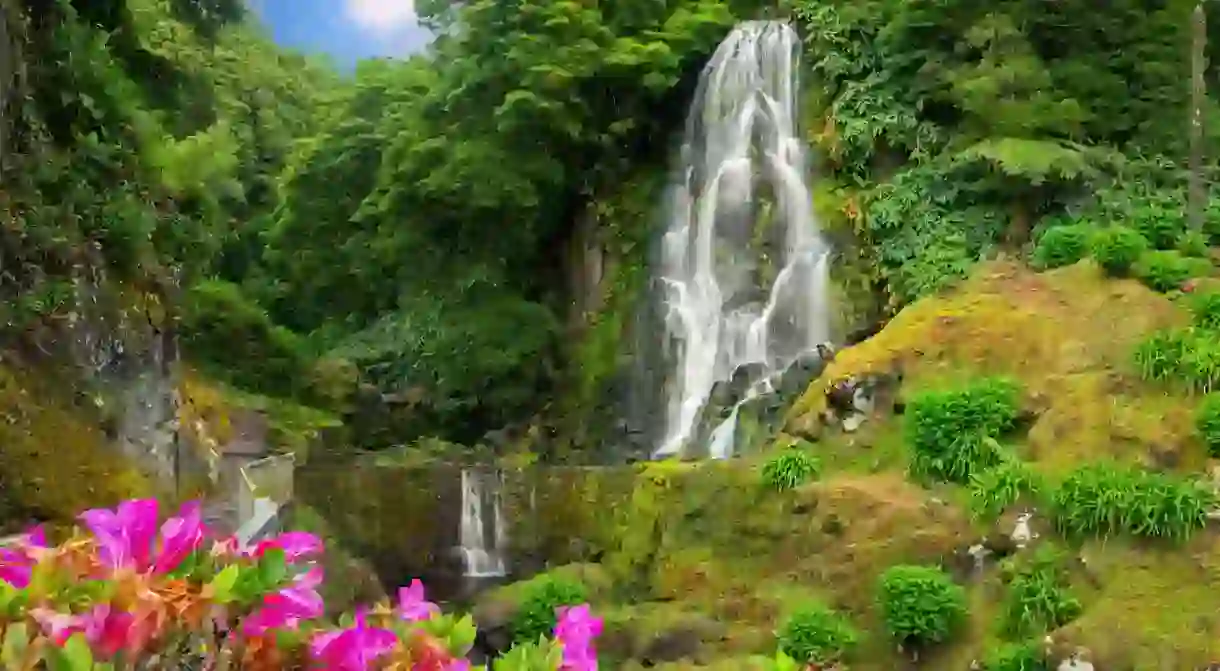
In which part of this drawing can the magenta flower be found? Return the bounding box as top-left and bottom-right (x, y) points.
(309, 608), (397, 671)
(30, 604), (132, 659)
(554, 604), (602, 671)
(0, 525), (47, 588)
(78, 499), (205, 574)
(397, 579), (440, 622)
(242, 566), (325, 636)
(251, 531), (323, 563)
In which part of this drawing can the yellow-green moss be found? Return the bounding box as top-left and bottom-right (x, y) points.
(0, 363), (151, 532)
(787, 259), (1197, 476)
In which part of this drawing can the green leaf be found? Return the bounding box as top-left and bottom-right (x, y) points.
(257, 547), (288, 589)
(2, 622), (29, 669)
(208, 564), (241, 604)
(62, 633), (94, 671)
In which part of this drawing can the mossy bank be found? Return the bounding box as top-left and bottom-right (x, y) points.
(461, 261), (1220, 669)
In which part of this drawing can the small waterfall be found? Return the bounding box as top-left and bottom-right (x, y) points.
(458, 468), (507, 578)
(652, 21), (832, 459)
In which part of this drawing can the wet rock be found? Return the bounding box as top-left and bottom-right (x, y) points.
(471, 597), (516, 659)
(638, 618), (727, 665)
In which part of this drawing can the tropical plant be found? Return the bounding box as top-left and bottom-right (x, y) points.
(0, 499), (602, 670)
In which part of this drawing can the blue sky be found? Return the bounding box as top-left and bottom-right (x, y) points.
(252, 0), (433, 68)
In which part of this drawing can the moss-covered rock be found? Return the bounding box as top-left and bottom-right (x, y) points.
(0, 362), (151, 533)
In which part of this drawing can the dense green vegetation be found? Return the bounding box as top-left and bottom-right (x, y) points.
(5, 0), (1220, 454)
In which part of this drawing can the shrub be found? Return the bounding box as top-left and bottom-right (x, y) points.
(1031, 225), (1092, 269)
(776, 602), (860, 664)
(179, 279), (310, 396)
(1134, 328), (1220, 393)
(999, 546), (1082, 637)
(905, 377), (1021, 483)
(875, 565), (967, 648)
(1178, 229), (1211, 257)
(1196, 394), (1220, 458)
(1090, 226), (1147, 276)
(1050, 462), (1216, 542)
(1133, 328), (1192, 382)
(0, 498), (603, 669)
(511, 575), (589, 644)
(968, 459), (1045, 522)
(983, 641), (1052, 671)
(762, 448), (821, 491)
(1188, 287), (1220, 329)
(1133, 250), (1210, 293)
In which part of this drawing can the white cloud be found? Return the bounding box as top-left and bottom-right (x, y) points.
(344, 0), (417, 35)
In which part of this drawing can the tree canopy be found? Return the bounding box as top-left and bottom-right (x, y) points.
(1, 0), (1217, 451)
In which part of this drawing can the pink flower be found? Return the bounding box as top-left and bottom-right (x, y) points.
(309, 608), (397, 671)
(554, 604), (602, 671)
(79, 499), (205, 574)
(30, 604), (132, 659)
(242, 566), (325, 636)
(251, 531), (323, 563)
(397, 579), (440, 622)
(0, 525), (47, 588)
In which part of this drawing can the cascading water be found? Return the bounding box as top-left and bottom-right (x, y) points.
(653, 20), (831, 459)
(458, 468), (508, 578)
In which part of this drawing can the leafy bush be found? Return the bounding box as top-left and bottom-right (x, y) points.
(179, 279), (309, 397)
(1133, 250), (1210, 293)
(1178, 230), (1211, 257)
(1188, 287), (1220, 329)
(776, 602), (860, 664)
(1134, 328), (1220, 393)
(511, 575), (589, 644)
(1050, 462), (1216, 542)
(762, 448), (821, 491)
(1032, 224), (1092, 269)
(1090, 226), (1147, 276)
(999, 546), (1082, 637)
(0, 499), (603, 669)
(968, 459), (1045, 522)
(1196, 394), (1220, 458)
(875, 565), (967, 648)
(983, 640), (1052, 671)
(905, 377), (1021, 482)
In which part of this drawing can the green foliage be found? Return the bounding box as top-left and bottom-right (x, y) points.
(875, 565), (967, 648)
(1178, 230), (1211, 258)
(179, 280), (309, 398)
(1133, 250), (1211, 293)
(761, 448), (821, 491)
(968, 459), (1045, 523)
(1031, 225), (1093, 270)
(982, 641), (1051, 671)
(776, 602), (860, 664)
(1050, 462), (1216, 542)
(1195, 394), (1220, 458)
(510, 576), (588, 645)
(905, 377), (1021, 483)
(1090, 226), (1148, 276)
(1188, 287), (1220, 329)
(1134, 328), (1220, 393)
(999, 546), (1082, 637)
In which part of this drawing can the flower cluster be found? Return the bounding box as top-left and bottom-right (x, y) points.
(0, 498), (600, 670)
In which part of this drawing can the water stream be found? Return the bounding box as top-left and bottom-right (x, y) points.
(458, 468), (508, 578)
(653, 20), (832, 459)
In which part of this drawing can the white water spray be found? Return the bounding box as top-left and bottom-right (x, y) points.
(458, 468), (508, 578)
(654, 21), (831, 459)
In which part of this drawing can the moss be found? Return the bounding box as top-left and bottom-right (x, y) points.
(179, 367), (341, 459)
(0, 363), (151, 533)
(787, 260), (1195, 476)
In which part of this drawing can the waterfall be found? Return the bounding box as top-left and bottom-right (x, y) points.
(652, 20), (831, 459)
(458, 468), (507, 578)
